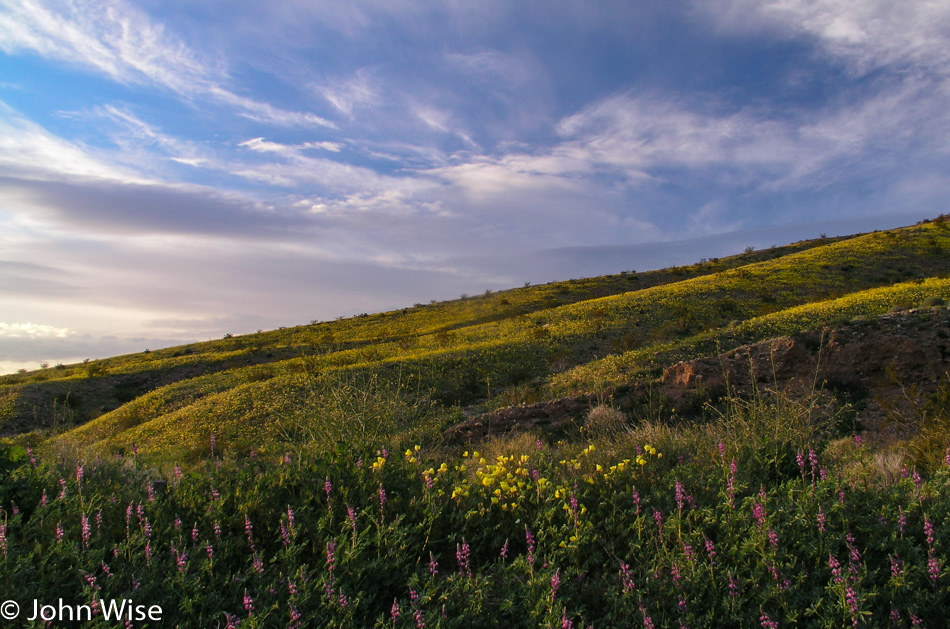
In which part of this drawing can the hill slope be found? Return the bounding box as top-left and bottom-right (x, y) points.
(2, 217), (949, 461)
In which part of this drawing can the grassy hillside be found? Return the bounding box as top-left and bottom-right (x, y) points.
(2, 217), (949, 461)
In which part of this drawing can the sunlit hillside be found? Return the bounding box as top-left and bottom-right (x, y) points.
(0, 218), (947, 462)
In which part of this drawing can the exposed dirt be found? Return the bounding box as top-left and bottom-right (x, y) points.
(446, 307), (950, 444)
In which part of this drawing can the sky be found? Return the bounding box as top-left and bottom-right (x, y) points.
(1, 0), (949, 373)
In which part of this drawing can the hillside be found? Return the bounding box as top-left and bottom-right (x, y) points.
(1, 217), (949, 461)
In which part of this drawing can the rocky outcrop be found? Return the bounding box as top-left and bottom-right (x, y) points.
(660, 307), (950, 429)
(446, 308), (950, 443)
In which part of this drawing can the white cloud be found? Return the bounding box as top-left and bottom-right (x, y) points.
(699, 0), (950, 76)
(317, 68), (379, 118)
(0, 0), (335, 129)
(238, 137), (343, 155)
(0, 322), (72, 338)
(0, 102), (143, 182)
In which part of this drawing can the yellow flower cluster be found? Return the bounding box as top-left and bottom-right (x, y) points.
(404, 445), (421, 465)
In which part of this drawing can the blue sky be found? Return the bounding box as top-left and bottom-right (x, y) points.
(1, 0), (949, 373)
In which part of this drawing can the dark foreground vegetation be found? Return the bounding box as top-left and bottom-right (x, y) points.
(0, 389), (948, 627)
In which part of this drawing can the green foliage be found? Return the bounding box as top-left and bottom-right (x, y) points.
(1, 412), (949, 627)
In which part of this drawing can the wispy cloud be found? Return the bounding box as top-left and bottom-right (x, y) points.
(317, 68), (379, 118)
(0, 0), (335, 128)
(238, 137), (344, 155)
(0, 101), (142, 182)
(699, 0), (950, 76)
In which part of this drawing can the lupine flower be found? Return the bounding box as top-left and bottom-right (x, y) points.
(759, 612), (779, 629)
(632, 487), (641, 516)
(704, 537), (717, 563)
(924, 516), (935, 546)
(679, 537), (694, 562)
(326, 539), (337, 597)
(288, 606), (302, 629)
(619, 561), (635, 593)
(828, 554), (842, 584)
(59, 478), (67, 500)
(670, 562), (682, 588)
(653, 510), (664, 536)
(81, 513), (91, 547)
(456, 539), (472, 578)
(561, 611), (573, 629)
(191, 524), (199, 544)
(639, 605), (654, 629)
(845, 585), (859, 624)
(56, 522), (64, 542)
(768, 529), (779, 551)
(675, 480), (685, 512)
(890, 554), (903, 578)
(243, 590), (254, 616)
(206, 543), (213, 559)
(550, 568), (560, 599)
(391, 600), (400, 620)
(252, 553), (264, 575)
(176, 547), (189, 572)
(429, 552), (439, 575)
(525, 526), (536, 566)
(500, 539), (509, 560)
(245, 515), (255, 550)
(928, 550), (940, 584)
(410, 589), (424, 628)
(728, 574), (738, 597)
(752, 501), (766, 528)
(40, 491), (47, 508)
(214, 520), (222, 539)
(898, 510), (906, 535)
(817, 506), (826, 533)
(0, 524), (6, 557)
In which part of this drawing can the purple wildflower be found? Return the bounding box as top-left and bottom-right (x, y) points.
(619, 561), (634, 593)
